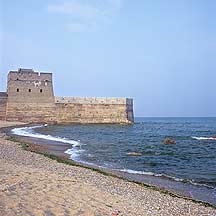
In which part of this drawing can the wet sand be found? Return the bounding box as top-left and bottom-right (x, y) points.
(0, 121), (216, 216)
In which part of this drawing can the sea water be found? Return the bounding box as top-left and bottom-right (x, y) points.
(11, 117), (216, 204)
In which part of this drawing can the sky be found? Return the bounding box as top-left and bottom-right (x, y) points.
(0, 0), (216, 117)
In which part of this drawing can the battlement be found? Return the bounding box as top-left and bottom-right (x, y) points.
(8, 68), (52, 82)
(7, 68), (54, 104)
(55, 96), (133, 105)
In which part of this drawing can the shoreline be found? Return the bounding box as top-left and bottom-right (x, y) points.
(0, 121), (216, 215)
(5, 123), (216, 206)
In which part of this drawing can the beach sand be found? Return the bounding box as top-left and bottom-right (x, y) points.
(0, 121), (215, 216)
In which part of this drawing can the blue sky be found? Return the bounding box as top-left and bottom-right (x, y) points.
(0, 0), (216, 117)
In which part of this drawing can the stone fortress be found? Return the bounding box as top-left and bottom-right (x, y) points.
(0, 68), (134, 124)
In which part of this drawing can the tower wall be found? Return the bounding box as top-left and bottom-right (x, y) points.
(7, 69), (54, 103)
(6, 69), (56, 122)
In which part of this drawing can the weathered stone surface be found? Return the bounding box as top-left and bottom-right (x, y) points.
(0, 92), (7, 120)
(1, 69), (134, 124)
(55, 100), (133, 124)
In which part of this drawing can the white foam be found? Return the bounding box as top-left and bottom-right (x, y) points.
(65, 147), (103, 167)
(119, 169), (185, 182)
(64, 148), (84, 160)
(120, 168), (215, 188)
(192, 136), (216, 140)
(120, 169), (158, 176)
(11, 125), (81, 146)
(11, 125), (84, 161)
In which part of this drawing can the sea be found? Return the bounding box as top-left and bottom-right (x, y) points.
(11, 117), (216, 205)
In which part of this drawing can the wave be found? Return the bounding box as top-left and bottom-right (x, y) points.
(11, 125), (84, 160)
(64, 148), (85, 161)
(11, 125), (81, 146)
(119, 168), (215, 189)
(192, 136), (216, 140)
(119, 169), (183, 181)
(120, 168), (157, 176)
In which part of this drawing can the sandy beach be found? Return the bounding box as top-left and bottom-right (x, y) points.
(0, 121), (216, 216)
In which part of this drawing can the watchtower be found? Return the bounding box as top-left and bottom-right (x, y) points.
(7, 68), (54, 103)
(6, 68), (56, 122)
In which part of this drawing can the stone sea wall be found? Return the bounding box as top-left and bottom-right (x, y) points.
(0, 92), (7, 120)
(6, 103), (56, 123)
(5, 97), (133, 124)
(55, 97), (134, 124)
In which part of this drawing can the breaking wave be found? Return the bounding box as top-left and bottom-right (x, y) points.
(64, 148), (85, 161)
(119, 169), (214, 188)
(11, 125), (81, 146)
(119, 169), (183, 181)
(192, 136), (216, 140)
(11, 125), (83, 159)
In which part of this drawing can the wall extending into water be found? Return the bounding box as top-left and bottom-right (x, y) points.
(55, 97), (134, 124)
